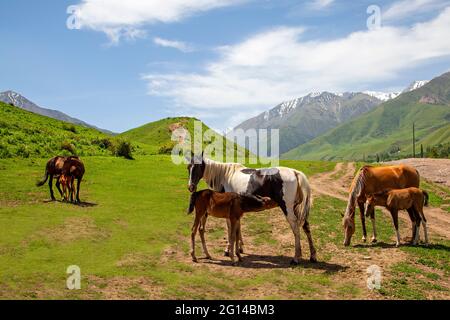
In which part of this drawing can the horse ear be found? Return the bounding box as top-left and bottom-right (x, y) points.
(201, 150), (204, 158)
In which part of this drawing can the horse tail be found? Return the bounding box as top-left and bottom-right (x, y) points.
(422, 190), (429, 207)
(344, 166), (368, 217)
(294, 170), (312, 227)
(187, 191), (198, 214)
(36, 167), (49, 187)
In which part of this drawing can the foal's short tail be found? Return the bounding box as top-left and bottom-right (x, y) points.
(187, 192), (198, 214)
(294, 170), (312, 227)
(36, 168), (49, 187)
(423, 190), (429, 207)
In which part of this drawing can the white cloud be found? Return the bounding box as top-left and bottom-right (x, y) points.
(309, 0), (335, 10)
(153, 37), (193, 52)
(72, 0), (246, 42)
(143, 7), (450, 128)
(383, 0), (450, 22)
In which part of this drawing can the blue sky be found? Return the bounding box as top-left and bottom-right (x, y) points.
(1, 0), (450, 133)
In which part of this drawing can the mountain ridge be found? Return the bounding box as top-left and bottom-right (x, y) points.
(0, 90), (115, 135)
(282, 72), (450, 161)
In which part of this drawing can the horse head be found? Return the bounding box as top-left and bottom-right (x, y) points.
(187, 151), (206, 193)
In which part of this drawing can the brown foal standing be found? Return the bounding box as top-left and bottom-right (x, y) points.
(365, 187), (429, 246)
(188, 189), (276, 265)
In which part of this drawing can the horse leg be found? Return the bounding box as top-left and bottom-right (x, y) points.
(190, 215), (201, 262)
(76, 178), (82, 203)
(55, 179), (63, 199)
(419, 209), (429, 245)
(286, 206), (302, 265)
(412, 208), (421, 245)
(229, 218), (238, 265)
(49, 174), (55, 201)
(390, 209), (400, 247)
(235, 220), (242, 263)
(302, 220), (317, 263)
(370, 209), (377, 243)
(199, 215), (211, 259)
(238, 225), (244, 254)
(224, 219), (232, 257)
(358, 201), (367, 242)
(406, 208), (417, 243)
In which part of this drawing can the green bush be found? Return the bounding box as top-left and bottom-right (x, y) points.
(158, 141), (176, 155)
(62, 123), (77, 133)
(113, 139), (134, 159)
(60, 140), (77, 155)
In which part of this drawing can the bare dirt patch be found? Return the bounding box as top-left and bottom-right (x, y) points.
(26, 216), (109, 244)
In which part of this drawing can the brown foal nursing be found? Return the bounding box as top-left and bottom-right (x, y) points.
(188, 189), (276, 265)
(365, 187), (429, 246)
(59, 174), (74, 202)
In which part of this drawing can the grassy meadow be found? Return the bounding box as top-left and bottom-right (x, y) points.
(0, 155), (448, 299)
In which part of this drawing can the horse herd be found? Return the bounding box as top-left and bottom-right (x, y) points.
(35, 153), (429, 266)
(186, 153), (430, 266)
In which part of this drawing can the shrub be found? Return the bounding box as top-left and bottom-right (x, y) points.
(158, 141), (176, 155)
(92, 137), (114, 150)
(0, 144), (11, 158)
(113, 139), (134, 159)
(16, 145), (30, 158)
(62, 123), (77, 133)
(61, 140), (77, 154)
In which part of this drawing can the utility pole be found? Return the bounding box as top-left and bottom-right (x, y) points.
(412, 122), (416, 158)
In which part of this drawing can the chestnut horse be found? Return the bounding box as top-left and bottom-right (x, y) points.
(36, 156), (80, 201)
(342, 164), (420, 246)
(188, 189), (276, 265)
(365, 187), (429, 246)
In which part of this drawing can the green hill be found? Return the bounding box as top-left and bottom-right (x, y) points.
(0, 101), (144, 159)
(283, 72), (450, 161)
(120, 117), (248, 157)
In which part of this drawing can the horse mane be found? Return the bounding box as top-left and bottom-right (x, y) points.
(344, 166), (371, 217)
(203, 158), (245, 191)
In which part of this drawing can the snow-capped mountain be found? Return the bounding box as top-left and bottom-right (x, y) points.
(402, 80), (429, 93)
(0, 91), (114, 134)
(234, 91), (383, 154)
(363, 91), (401, 101)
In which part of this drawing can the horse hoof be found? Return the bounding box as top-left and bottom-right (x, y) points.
(310, 256), (318, 263)
(361, 237), (367, 242)
(371, 238), (377, 243)
(192, 258), (198, 263)
(224, 251), (230, 257)
(239, 248), (244, 254)
(290, 259), (300, 266)
(205, 255), (212, 260)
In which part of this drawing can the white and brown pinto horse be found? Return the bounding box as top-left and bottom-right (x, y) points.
(187, 153), (315, 264)
(342, 164), (420, 246)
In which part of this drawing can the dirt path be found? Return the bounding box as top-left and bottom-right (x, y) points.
(310, 162), (450, 240)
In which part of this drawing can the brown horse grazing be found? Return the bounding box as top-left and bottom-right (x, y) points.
(365, 188), (429, 246)
(342, 164), (420, 246)
(36, 156), (80, 201)
(61, 157), (85, 203)
(188, 189), (276, 265)
(59, 174), (74, 202)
